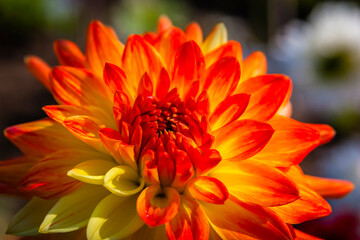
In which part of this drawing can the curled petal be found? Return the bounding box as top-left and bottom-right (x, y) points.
(202, 23), (227, 53)
(54, 40), (86, 68)
(305, 175), (354, 199)
(238, 74), (292, 121)
(213, 119), (274, 161)
(137, 185), (180, 227)
(67, 159), (117, 185)
(201, 195), (293, 240)
(86, 20), (124, 77)
(99, 128), (130, 165)
(209, 160), (299, 207)
(87, 194), (144, 240)
(104, 165), (144, 197)
(186, 176), (229, 204)
(39, 184), (108, 233)
(24, 55), (51, 91)
(138, 72), (154, 97)
(171, 150), (194, 191)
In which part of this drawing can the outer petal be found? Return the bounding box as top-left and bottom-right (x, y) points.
(137, 185), (180, 227)
(204, 40), (242, 67)
(171, 41), (205, 100)
(201, 195), (293, 240)
(0, 156), (38, 187)
(165, 196), (209, 240)
(213, 119), (274, 161)
(157, 15), (173, 33)
(304, 175), (354, 199)
(24, 55), (51, 91)
(238, 74), (292, 121)
(122, 35), (164, 99)
(6, 197), (57, 236)
(50, 66), (111, 108)
(87, 194), (144, 240)
(54, 40), (86, 68)
(305, 123), (335, 145)
(240, 51), (267, 82)
(86, 20), (124, 77)
(209, 94), (250, 131)
(64, 115), (107, 153)
(185, 22), (203, 45)
(186, 176), (229, 204)
(4, 118), (88, 160)
(18, 149), (107, 199)
(39, 184), (108, 233)
(209, 160), (299, 207)
(203, 57), (241, 112)
(250, 115), (321, 167)
(202, 23), (227, 54)
(270, 166), (332, 224)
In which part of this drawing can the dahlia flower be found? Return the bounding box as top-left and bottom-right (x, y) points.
(1, 16), (354, 240)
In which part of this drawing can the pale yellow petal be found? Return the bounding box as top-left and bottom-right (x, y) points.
(202, 23), (228, 53)
(6, 197), (57, 236)
(103, 165), (144, 197)
(67, 159), (117, 185)
(39, 184), (108, 233)
(87, 194), (143, 240)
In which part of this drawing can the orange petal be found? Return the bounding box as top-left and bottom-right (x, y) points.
(241, 51), (267, 82)
(86, 20), (124, 77)
(50, 66), (111, 108)
(157, 151), (175, 187)
(201, 195), (292, 240)
(185, 22), (203, 45)
(64, 115), (108, 153)
(204, 40), (242, 67)
(137, 185), (180, 227)
(213, 119), (274, 161)
(155, 27), (188, 68)
(170, 150), (194, 192)
(270, 166), (332, 224)
(0, 156), (38, 187)
(53, 40), (86, 68)
(24, 55), (51, 91)
(18, 149), (104, 199)
(138, 72), (154, 97)
(155, 68), (171, 101)
(238, 74), (292, 121)
(203, 56), (241, 112)
(209, 93), (250, 131)
(294, 229), (323, 240)
(165, 195), (209, 240)
(305, 175), (354, 199)
(122, 35), (164, 98)
(157, 15), (173, 33)
(171, 41), (205, 100)
(186, 176), (228, 204)
(251, 115), (321, 167)
(209, 160), (299, 207)
(4, 118), (88, 160)
(305, 123), (335, 145)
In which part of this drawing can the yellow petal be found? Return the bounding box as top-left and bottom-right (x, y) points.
(202, 23), (228, 53)
(67, 159), (117, 185)
(39, 184), (108, 233)
(87, 194), (143, 240)
(103, 166), (145, 197)
(6, 197), (57, 236)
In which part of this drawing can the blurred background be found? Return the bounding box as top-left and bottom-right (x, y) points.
(0, 0), (359, 239)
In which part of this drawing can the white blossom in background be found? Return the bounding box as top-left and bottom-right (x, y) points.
(272, 2), (360, 117)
